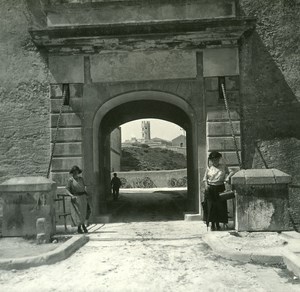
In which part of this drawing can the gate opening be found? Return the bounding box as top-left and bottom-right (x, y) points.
(96, 98), (197, 222)
(109, 118), (188, 222)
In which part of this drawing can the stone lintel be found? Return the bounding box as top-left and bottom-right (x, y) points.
(29, 17), (256, 50)
(0, 177), (57, 192)
(232, 169), (292, 185)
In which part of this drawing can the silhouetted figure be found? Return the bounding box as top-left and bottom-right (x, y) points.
(111, 173), (122, 201)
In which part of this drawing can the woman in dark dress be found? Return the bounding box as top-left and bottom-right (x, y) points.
(203, 151), (234, 231)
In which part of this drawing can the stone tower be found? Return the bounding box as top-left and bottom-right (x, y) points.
(142, 121), (151, 141)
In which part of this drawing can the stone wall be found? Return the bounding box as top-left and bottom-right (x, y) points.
(240, 0), (300, 229)
(239, 0), (300, 180)
(110, 127), (121, 172)
(50, 84), (84, 186)
(0, 1), (50, 183)
(116, 169), (187, 188)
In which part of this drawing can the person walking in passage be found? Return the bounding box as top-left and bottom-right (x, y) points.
(111, 173), (122, 201)
(66, 165), (89, 234)
(203, 151), (234, 231)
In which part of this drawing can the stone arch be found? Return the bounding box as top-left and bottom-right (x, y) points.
(92, 90), (195, 172)
(88, 90), (202, 219)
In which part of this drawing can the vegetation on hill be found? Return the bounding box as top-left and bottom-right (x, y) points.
(121, 145), (187, 171)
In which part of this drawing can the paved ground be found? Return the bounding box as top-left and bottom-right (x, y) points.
(0, 237), (63, 259)
(0, 191), (300, 292)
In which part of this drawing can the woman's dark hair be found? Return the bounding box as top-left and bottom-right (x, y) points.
(69, 165), (82, 174)
(208, 151), (222, 160)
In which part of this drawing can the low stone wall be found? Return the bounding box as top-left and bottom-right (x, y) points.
(148, 145), (187, 156)
(116, 169), (187, 188)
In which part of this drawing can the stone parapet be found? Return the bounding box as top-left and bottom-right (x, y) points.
(0, 177), (57, 238)
(232, 169), (292, 232)
(0, 177), (57, 192)
(232, 169), (292, 185)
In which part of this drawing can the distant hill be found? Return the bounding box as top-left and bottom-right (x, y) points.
(121, 145), (187, 171)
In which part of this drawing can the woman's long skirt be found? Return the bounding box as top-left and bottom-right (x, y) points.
(203, 184), (228, 226)
(71, 195), (87, 226)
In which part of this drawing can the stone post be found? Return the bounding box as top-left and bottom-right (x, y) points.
(0, 177), (57, 238)
(36, 217), (48, 244)
(232, 169), (292, 232)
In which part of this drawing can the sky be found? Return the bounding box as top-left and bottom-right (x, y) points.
(120, 119), (184, 142)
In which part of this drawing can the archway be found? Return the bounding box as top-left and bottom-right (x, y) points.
(90, 91), (202, 221)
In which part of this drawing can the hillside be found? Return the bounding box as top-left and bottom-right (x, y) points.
(121, 146), (186, 171)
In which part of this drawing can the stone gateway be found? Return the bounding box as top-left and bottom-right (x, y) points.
(0, 0), (299, 224)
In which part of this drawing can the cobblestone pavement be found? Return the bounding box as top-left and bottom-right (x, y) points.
(0, 191), (299, 292)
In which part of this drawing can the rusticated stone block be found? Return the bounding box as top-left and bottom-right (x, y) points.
(207, 121), (240, 136)
(51, 128), (82, 143)
(204, 77), (219, 91)
(207, 109), (240, 121)
(225, 76), (239, 90)
(226, 91), (240, 104)
(69, 84), (83, 98)
(52, 142), (82, 157)
(220, 151), (242, 165)
(203, 48), (239, 77)
(51, 173), (70, 187)
(51, 113), (82, 128)
(51, 157), (83, 172)
(49, 55), (84, 83)
(50, 84), (63, 98)
(50, 99), (73, 113)
(205, 91), (219, 106)
(208, 136), (241, 151)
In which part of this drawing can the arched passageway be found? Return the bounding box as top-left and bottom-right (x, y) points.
(90, 91), (203, 221)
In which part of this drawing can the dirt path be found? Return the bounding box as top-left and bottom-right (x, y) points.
(0, 192), (299, 292)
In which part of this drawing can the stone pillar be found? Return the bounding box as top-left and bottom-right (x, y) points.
(0, 177), (56, 237)
(232, 169), (292, 232)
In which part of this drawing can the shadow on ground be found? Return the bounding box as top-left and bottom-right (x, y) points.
(108, 190), (187, 223)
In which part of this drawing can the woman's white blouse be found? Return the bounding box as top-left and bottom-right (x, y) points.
(204, 164), (229, 186)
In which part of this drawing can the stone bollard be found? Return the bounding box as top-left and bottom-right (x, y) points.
(0, 177), (56, 237)
(232, 169), (292, 232)
(36, 217), (50, 244)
